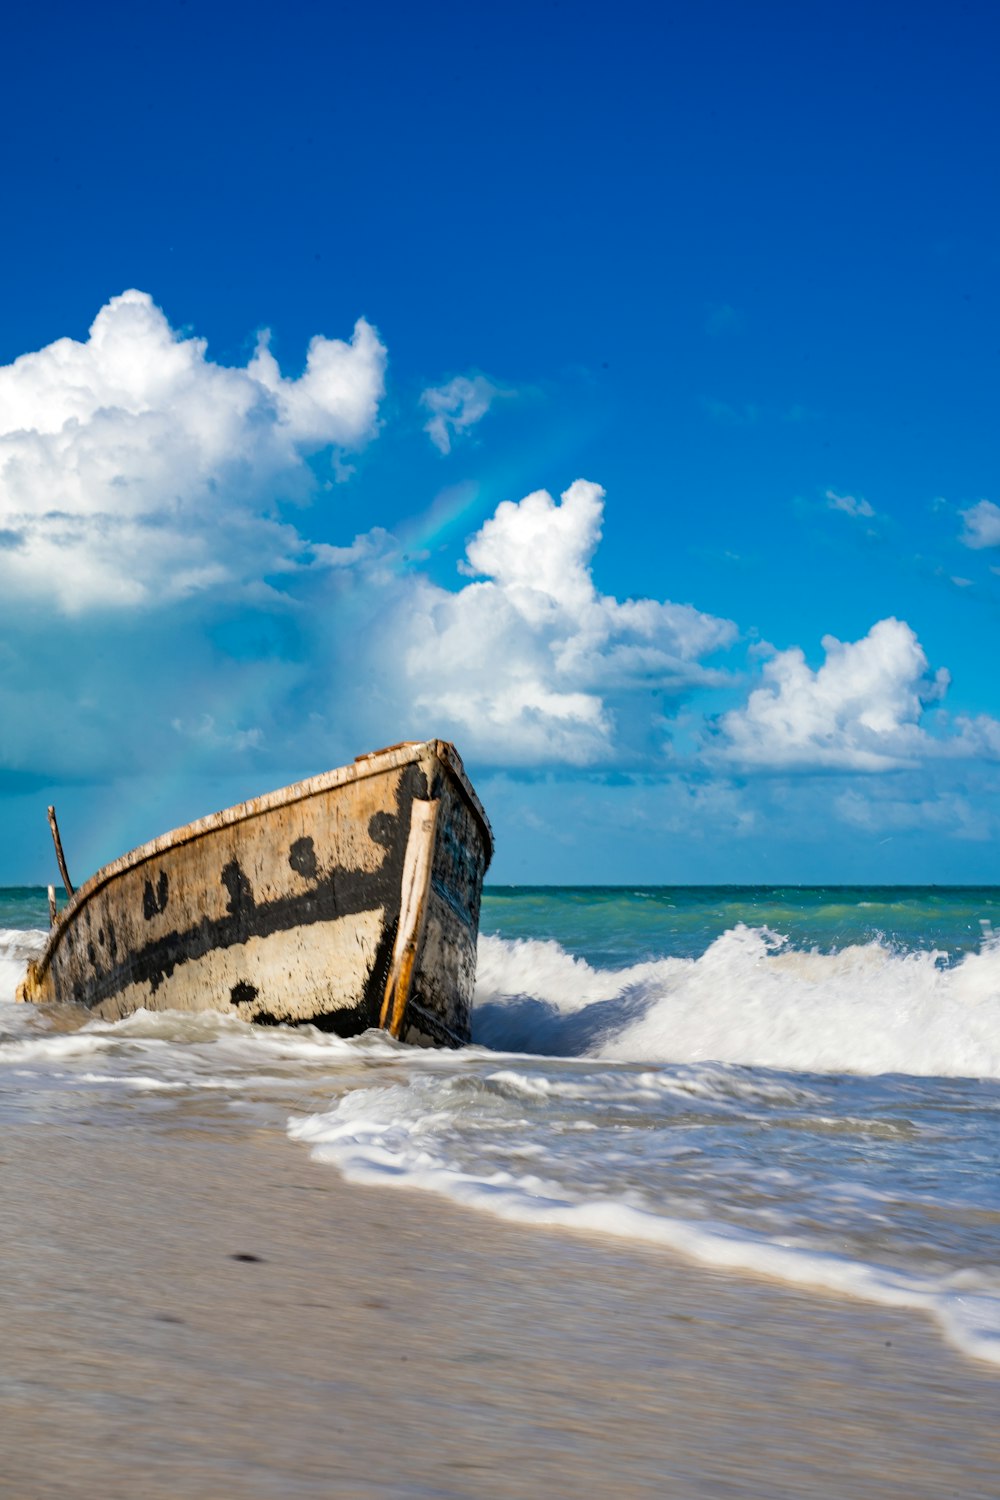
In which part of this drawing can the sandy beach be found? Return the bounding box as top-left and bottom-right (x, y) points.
(2, 1106), (999, 1500)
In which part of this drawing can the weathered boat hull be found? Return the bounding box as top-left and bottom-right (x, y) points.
(17, 741), (492, 1047)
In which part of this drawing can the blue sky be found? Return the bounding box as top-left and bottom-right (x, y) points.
(1, 0), (998, 884)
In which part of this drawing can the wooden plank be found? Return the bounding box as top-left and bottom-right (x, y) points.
(379, 799), (440, 1038)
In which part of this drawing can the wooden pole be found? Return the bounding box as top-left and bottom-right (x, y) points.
(46, 805), (75, 897)
(47, 884), (57, 925)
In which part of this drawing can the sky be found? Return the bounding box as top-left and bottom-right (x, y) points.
(1, 0), (998, 885)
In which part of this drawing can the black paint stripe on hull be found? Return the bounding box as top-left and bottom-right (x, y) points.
(61, 764), (433, 1020)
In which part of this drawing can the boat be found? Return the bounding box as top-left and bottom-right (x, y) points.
(16, 740), (493, 1047)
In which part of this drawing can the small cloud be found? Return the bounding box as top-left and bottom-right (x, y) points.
(308, 528), (396, 572)
(420, 373), (505, 454)
(826, 489), (875, 519)
(834, 788), (992, 841)
(701, 397), (759, 427)
(704, 303), (743, 337)
(171, 714), (262, 753)
(959, 499), (1000, 550)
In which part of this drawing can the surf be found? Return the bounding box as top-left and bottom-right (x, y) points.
(473, 925), (1000, 1077)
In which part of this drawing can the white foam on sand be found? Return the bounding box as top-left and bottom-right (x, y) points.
(289, 1065), (1000, 1371)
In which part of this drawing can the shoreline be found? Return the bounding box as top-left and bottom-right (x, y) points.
(2, 1109), (999, 1498)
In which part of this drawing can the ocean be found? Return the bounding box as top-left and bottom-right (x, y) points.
(3, 884), (1000, 1373)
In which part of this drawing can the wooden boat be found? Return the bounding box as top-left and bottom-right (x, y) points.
(16, 740), (493, 1047)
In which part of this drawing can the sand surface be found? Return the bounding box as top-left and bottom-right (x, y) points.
(2, 1109), (999, 1500)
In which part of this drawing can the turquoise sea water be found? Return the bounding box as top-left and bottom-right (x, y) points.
(0, 886), (62, 930)
(3, 884), (1000, 1368)
(481, 884), (1000, 964)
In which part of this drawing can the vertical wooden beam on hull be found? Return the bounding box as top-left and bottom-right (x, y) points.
(379, 798), (440, 1038)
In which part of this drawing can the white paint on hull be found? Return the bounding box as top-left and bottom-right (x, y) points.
(90, 909), (385, 1024)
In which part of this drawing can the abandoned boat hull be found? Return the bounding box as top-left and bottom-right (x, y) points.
(16, 741), (492, 1047)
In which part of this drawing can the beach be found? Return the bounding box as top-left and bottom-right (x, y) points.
(4, 1108), (1000, 1500)
(5, 885), (1000, 1497)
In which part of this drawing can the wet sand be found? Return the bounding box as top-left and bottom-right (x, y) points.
(2, 1114), (999, 1500)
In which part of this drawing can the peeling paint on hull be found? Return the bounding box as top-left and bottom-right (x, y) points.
(17, 741), (492, 1047)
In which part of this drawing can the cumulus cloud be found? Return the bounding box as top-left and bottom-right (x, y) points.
(959, 499), (1000, 549)
(0, 466), (738, 782)
(826, 489), (875, 519)
(420, 374), (502, 453)
(715, 618), (959, 771)
(0, 290), (386, 612)
(351, 480), (738, 765)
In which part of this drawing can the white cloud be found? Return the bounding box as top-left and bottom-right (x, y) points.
(826, 489), (875, 519)
(354, 480), (737, 765)
(170, 714), (263, 754)
(420, 374), (502, 453)
(954, 713), (1000, 759)
(716, 618), (957, 771)
(834, 788), (993, 840)
(0, 290), (386, 612)
(0, 472), (737, 781)
(959, 499), (1000, 549)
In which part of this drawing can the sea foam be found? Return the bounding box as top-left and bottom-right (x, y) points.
(473, 926), (1000, 1077)
(290, 1069), (1000, 1368)
(6, 920), (1000, 1078)
(0, 928), (44, 1010)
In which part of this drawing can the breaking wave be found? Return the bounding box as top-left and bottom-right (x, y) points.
(0, 927), (44, 1009)
(472, 925), (1000, 1077)
(6, 922), (1000, 1078)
